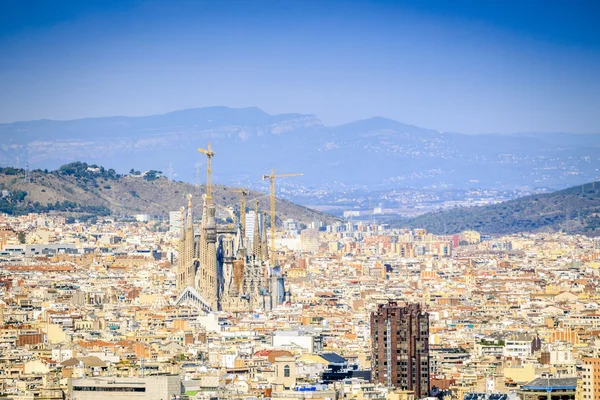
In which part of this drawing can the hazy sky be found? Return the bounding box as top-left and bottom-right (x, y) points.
(0, 0), (599, 133)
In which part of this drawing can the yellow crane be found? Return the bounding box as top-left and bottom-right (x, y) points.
(262, 169), (303, 265)
(232, 188), (250, 237)
(197, 142), (215, 205)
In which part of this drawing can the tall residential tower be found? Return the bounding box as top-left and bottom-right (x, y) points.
(371, 302), (430, 397)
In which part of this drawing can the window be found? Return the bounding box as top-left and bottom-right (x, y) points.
(73, 387), (145, 392)
(284, 365), (290, 377)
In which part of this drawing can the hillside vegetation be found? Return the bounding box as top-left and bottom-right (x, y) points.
(395, 181), (600, 236)
(0, 163), (336, 225)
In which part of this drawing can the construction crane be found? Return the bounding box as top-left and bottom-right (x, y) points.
(232, 188), (250, 237)
(262, 169), (303, 265)
(197, 142), (215, 205)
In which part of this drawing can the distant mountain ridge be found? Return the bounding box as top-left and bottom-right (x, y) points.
(1, 106), (599, 192)
(395, 181), (600, 236)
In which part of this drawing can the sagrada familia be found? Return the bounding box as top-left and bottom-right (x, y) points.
(175, 193), (287, 312)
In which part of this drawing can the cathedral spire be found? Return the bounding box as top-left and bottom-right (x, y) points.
(186, 194), (193, 229)
(184, 194), (195, 288)
(253, 200), (262, 260)
(235, 211), (245, 254)
(179, 206), (185, 239)
(261, 210), (269, 262)
(177, 206), (187, 291)
(201, 194), (208, 222)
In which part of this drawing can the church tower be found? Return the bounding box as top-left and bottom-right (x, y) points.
(177, 207), (186, 291)
(195, 195), (218, 310)
(175, 142), (289, 313)
(253, 201), (262, 260)
(261, 210), (269, 262)
(204, 202), (218, 310)
(185, 195), (195, 288)
(177, 200), (196, 291)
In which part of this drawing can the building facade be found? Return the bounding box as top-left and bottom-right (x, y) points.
(582, 358), (600, 400)
(69, 375), (182, 400)
(371, 302), (430, 398)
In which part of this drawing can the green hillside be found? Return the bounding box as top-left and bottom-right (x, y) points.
(0, 162), (336, 225)
(394, 181), (600, 236)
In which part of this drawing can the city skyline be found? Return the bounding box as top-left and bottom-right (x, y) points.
(2, 1), (600, 399)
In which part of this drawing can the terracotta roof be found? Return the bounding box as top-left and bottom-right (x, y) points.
(61, 356), (106, 368)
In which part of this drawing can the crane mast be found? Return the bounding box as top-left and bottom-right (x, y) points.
(198, 142), (215, 205)
(262, 169), (303, 265)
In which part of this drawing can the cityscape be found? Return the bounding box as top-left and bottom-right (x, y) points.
(0, 142), (599, 400)
(1, 1), (599, 400)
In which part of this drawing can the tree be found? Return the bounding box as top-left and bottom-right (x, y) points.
(143, 170), (162, 181)
(59, 161), (89, 177)
(17, 232), (26, 244)
(12, 190), (27, 202)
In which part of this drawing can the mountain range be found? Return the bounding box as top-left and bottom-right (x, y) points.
(1, 106), (599, 192)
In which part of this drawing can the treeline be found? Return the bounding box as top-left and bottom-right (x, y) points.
(0, 192), (110, 217)
(0, 167), (25, 175)
(56, 161), (119, 180)
(1, 162), (164, 183)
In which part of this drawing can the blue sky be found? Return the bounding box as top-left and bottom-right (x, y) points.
(0, 0), (599, 133)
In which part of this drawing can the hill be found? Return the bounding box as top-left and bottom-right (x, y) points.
(1, 107), (599, 192)
(0, 163), (336, 225)
(394, 181), (600, 236)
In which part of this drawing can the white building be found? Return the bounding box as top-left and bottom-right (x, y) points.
(245, 211), (263, 246)
(277, 237), (301, 251)
(70, 375), (182, 400)
(52, 348), (74, 363)
(283, 219), (298, 231)
(135, 214), (150, 222)
(547, 341), (577, 375)
(169, 210), (182, 233)
(272, 329), (323, 354)
(300, 229), (320, 253)
(503, 335), (532, 359)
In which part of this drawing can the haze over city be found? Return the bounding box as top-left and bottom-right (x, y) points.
(1, 2), (600, 400)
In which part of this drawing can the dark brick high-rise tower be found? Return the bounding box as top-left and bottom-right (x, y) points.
(371, 302), (429, 397)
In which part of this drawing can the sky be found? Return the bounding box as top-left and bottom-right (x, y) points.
(0, 0), (599, 134)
